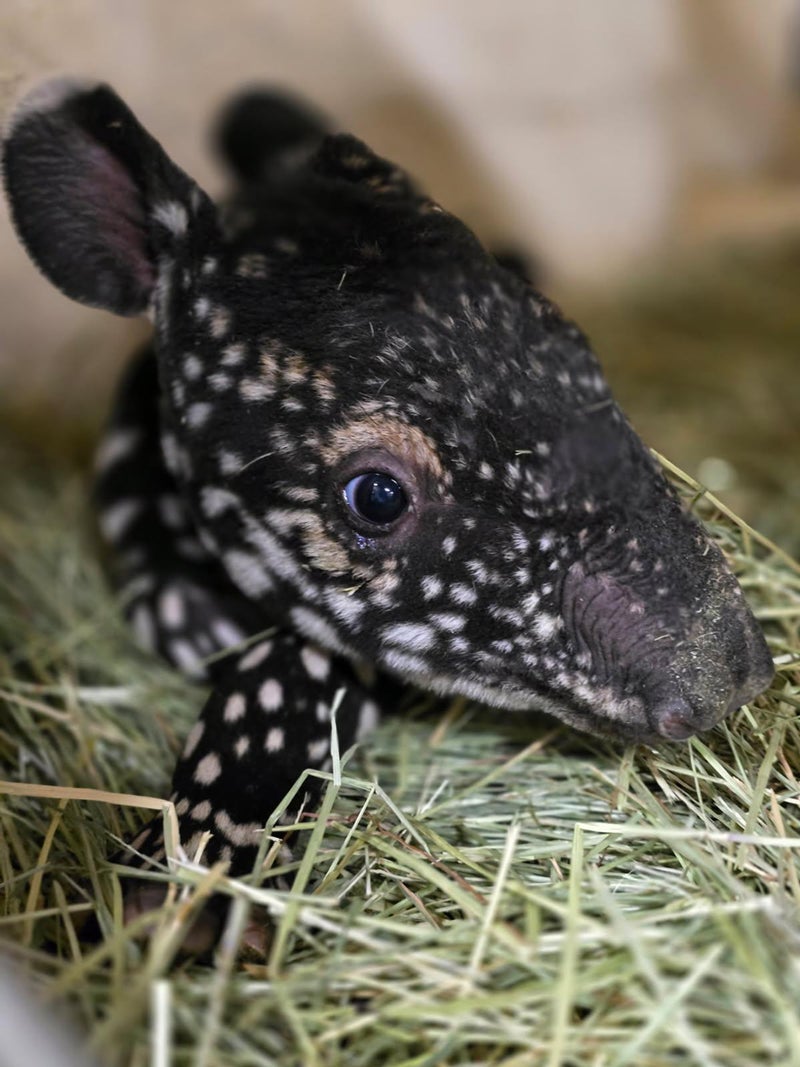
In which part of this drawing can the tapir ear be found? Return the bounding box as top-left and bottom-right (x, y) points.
(310, 134), (421, 201)
(2, 79), (213, 316)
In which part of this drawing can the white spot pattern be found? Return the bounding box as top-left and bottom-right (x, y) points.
(153, 200), (188, 236)
(265, 726), (285, 752)
(258, 679), (283, 712)
(300, 644), (330, 681)
(99, 500), (143, 543)
(94, 428), (141, 474)
(238, 640), (273, 671)
(182, 721), (204, 759)
(307, 737), (329, 762)
(224, 692), (246, 723)
(194, 752), (222, 785)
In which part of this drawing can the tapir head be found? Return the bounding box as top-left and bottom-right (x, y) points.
(3, 80), (774, 742)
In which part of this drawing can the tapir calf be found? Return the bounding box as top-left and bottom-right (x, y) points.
(3, 81), (773, 910)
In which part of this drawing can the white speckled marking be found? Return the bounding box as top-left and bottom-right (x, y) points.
(191, 799), (212, 821)
(534, 613), (561, 640)
(187, 402), (212, 429)
(421, 575), (443, 600)
(183, 354), (202, 380)
(238, 640), (273, 671)
(430, 613), (466, 633)
(215, 811), (262, 847)
(94, 428), (142, 474)
(265, 726), (285, 752)
(224, 692), (246, 723)
(159, 589), (185, 629)
(201, 486), (239, 518)
(211, 618), (245, 649)
(307, 737), (329, 762)
(356, 700), (380, 740)
(194, 751), (222, 785)
(99, 499), (143, 543)
(382, 622), (436, 652)
(153, 200), (188, 236)
(131, 604), (155, 651)
(224, 549), (274, 596)
(169, 639), (204, 677)
(300, 644), (330, 682)
(182, 721), (204, 759)
(258, 679), (283, 712)
(450, 583), (477, 606)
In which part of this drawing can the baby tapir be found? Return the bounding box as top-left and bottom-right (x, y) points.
(3, 81), (773, 900)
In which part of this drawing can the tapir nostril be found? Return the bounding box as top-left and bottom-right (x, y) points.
(654, 697), (698, 741)
(647, 608), (773, 742)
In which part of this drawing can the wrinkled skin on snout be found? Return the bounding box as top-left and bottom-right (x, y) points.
(3, 79), (773, 756)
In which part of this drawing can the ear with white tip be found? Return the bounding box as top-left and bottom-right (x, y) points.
(2, 78), (214, 316)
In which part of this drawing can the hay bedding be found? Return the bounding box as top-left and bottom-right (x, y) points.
(0, 257), (799, 1065)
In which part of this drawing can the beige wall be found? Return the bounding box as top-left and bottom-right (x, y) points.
(0, 0), (796, 410)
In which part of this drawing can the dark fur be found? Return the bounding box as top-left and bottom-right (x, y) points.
(3, 81), (773, 911)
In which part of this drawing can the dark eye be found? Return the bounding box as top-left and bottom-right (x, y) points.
(343, 472), (408, 526)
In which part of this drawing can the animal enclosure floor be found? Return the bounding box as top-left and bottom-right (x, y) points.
(1, 240), (800, 1066)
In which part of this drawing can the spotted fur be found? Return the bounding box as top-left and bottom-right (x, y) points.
(3, 81), (773, 923)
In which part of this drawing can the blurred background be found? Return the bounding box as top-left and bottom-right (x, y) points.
(1, 0), (798, 548)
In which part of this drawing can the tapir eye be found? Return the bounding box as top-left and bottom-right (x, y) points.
(343, 472), (408, 526)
